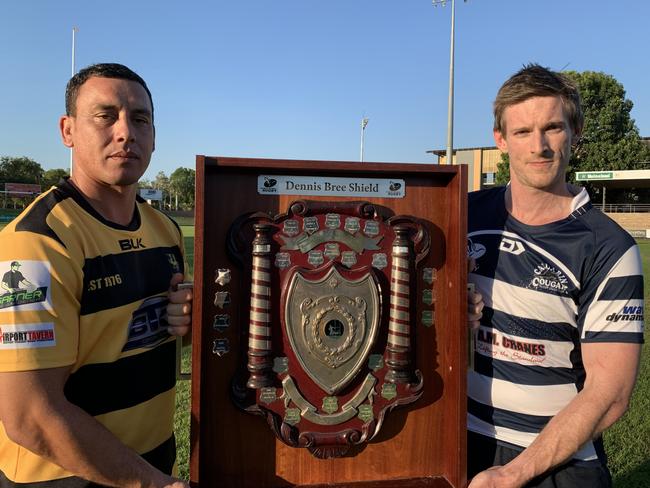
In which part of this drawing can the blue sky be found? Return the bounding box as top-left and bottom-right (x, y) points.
(1, 0), (648, 181)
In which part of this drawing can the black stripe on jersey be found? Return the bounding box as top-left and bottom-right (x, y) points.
(583, 331), (644, 343)
(598, 275), (644, 301)
(474, 354), (577, 386)
(468, 397), (552, 434)
(59, 178), (142, 231)
(484, 308), (577, 342)
(64, 340), (175, 416)
(0, 436), (175, 487)
(14, 190), (67, 248)
(142, 435), (176, 475)
(81, 246), (183, 315)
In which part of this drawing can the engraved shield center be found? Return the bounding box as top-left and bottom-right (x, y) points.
(285, 266), (380, 395)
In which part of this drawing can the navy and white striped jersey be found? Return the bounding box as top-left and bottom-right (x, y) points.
(467, 186), (644, 464)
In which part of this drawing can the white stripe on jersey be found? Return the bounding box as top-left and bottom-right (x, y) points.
(471, 274), (578, 325)
(582, 245), (644, 338)
(468, 371), (577, 416)
(474, 326), (575, 368)
(468, 414), (598, 462)
(469, 230), (580, 288)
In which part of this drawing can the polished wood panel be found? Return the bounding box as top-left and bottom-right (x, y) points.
(191, 157), (468, 487)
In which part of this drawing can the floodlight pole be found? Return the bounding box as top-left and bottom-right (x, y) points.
(70, 27), (78, 176)
(433, 0), (464, 164)
(360, 117), (369, 162)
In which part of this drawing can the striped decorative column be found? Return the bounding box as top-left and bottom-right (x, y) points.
(385, 225), (413, 384)
(247, 223), (274, 389)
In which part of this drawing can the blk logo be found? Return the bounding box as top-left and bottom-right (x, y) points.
(119, 238), (146, 251)
(499, 237), (525, 255)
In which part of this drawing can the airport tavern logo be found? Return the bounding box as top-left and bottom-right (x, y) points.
(0, 323), (56, 349)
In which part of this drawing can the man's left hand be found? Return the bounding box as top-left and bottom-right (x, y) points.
(167, 273), (192, 337)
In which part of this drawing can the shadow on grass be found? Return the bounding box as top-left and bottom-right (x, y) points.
(613, 459), (650, 488)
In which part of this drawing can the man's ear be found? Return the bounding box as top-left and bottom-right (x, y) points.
(60, 115), (74, 148)
(494, 129), (508, 153)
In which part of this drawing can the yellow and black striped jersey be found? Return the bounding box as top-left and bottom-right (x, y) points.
(0, 178), (184, 486)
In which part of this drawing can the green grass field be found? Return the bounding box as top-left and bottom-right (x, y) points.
(0, 213), (648, 485)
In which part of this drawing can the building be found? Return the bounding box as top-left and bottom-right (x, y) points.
(427, 145), (501, 192)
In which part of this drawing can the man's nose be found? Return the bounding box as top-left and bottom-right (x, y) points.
(530, 130), (550, 154)
(114, 115), (136, 142)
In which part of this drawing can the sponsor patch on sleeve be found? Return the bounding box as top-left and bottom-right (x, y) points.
(0, 323), (56, 349)
(0, 260), (52, 312)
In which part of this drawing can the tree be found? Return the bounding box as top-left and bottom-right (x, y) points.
(495, 70), (650, 192)
(169, 168), (195, 210)
(0, 156), (44, 185)
(567, 70), (650, 177)
(42, 168), (69, 189)
(153, 171), (172, 210)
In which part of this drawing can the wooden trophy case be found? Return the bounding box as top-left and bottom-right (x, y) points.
(191, 157), (468, 488)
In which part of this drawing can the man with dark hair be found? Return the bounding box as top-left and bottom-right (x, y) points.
(467, 64), (643, 487)
(1, 261), (33, 293)
(0, 63), (192, 487)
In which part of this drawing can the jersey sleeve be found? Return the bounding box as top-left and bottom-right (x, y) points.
(0, 229), (82, 372)
(579, 243), (644, 344)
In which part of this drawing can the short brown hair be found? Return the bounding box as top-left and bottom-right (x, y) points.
(493, 63), (583, 135)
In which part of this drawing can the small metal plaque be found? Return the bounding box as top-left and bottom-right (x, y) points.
(260, 387), (277, 404)
(358, 404), (374, 423)
(215, 268), (231, 286)
(253, 244), (271, 253)
(212, 338), (230, 356)
(372, 253), (388, 269)
(341, 251), (357, 268)
(275, 252), (291, 269)
(308, 250), (324, 267)
(423, 267), (437, 284)
(322, 396), (339, 414)
(284, 407), (301, 426)
(324, 243), (340, 260)
(273, 356), (289, 374)
(214, 291), (230, 309)
(213, 314), (230, 332)
(344, 217), (360, 234)
(381, 383), (397, 400)
(423, 289), (434, 305)
(363, 220), (380, 237)
(283, 219), (300, 237)
(368, 354), (384, 371)
(325, 213), (341, 229)
(303, 217), (319, 234)
(422, 310), (434, 327)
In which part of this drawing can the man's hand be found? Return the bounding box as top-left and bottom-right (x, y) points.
(468, 465), (524, 488)
(167, 273), (192, 337)
(467, 284), (483, 329)
(468, 258), (483, 329)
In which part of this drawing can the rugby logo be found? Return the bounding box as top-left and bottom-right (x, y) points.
(122, 296), (170, 351)
(467, 238), (486, 259)
(529, 263), (569, 294)
(606, 305), (643, 323)
(499, 237), (525, 255)
(0, 260), (50, 311)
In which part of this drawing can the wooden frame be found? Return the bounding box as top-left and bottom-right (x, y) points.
(191, 157), (468, 487)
